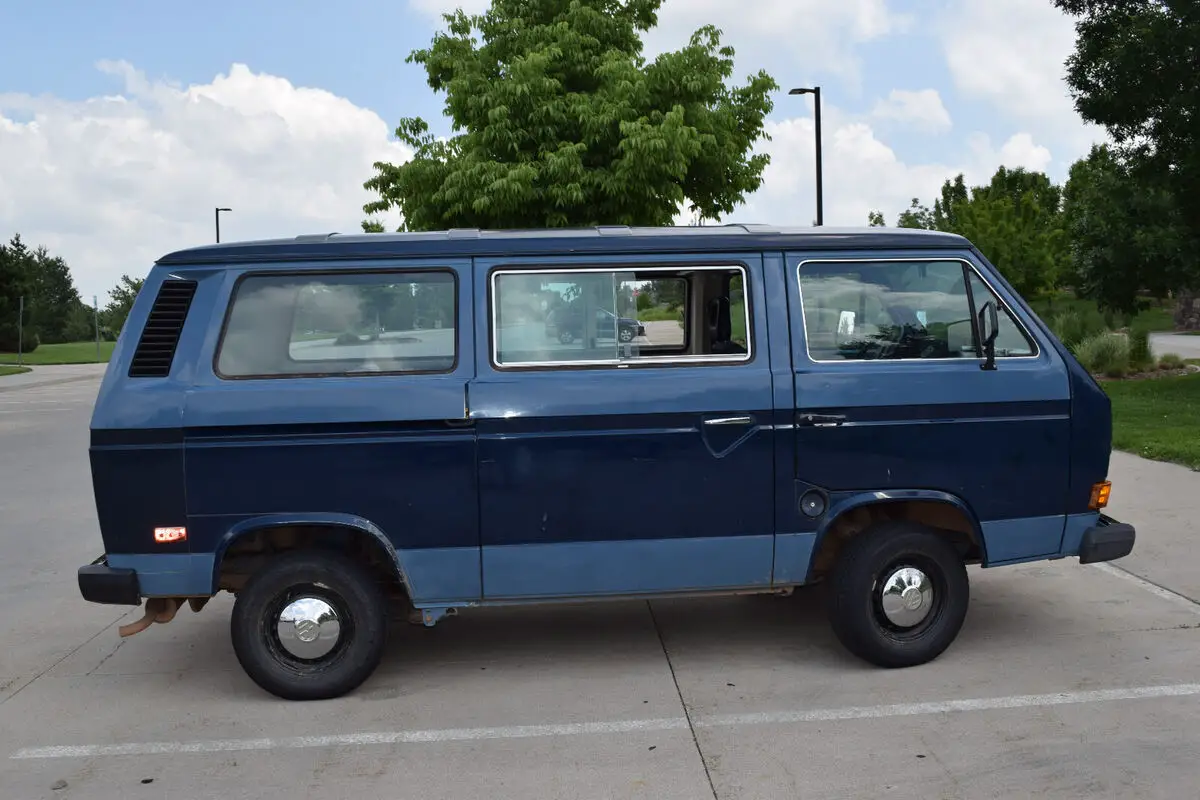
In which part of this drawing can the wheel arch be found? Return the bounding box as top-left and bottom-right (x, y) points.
(804, 490), (986, 583)
(212, 513), (409, 595)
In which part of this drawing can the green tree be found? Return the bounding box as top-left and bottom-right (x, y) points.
(1054, 0), (1200, 245)
(26, 245), (85, 344)
(0, 235), (38, 353)
(881, 167), (1067, 298)
(100, 275), (145, 338)
(1062, 144), (1192, 316)
(362, 0), (777, 231)
(866, 210), (885, 227)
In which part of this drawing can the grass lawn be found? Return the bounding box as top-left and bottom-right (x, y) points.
(1105, 373), (1200, 470)
(0, 365), (32, 377)
(0, 341), (115, 365)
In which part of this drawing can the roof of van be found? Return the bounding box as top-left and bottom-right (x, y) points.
(156, 224), (970, 266)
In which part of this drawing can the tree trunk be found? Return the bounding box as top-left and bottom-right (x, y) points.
(1175, 290), (1200, 331)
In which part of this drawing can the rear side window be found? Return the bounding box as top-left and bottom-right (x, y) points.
(215, 270), (456, 378)
(490, 265), (750, 368)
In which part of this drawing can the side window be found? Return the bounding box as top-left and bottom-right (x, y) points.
(216, 270), (456, 378)
(966, 271), (1037, 357)
(492, 266), (749, 367)
(799, 260), (977, 361)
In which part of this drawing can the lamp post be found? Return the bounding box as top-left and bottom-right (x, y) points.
(788, 86), (823, 226)
(215, 207), (232, 243)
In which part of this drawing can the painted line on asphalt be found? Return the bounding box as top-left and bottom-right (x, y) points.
(1091, 563), (1200, 614)
(12, 682), (1200, 760)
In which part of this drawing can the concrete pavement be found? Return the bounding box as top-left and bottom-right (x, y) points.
(0, 363), (108, 392)
(1150, 332), (1200, 361)
(0, 373), (1198, 798)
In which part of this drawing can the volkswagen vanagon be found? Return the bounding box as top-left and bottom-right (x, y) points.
(77, 225), (1136, 700)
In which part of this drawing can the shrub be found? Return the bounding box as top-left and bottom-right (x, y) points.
(1159, 353), (1185, 370)
(0, 327), (39, 354)
(1048, 307), (1110, 351)
(1074, 332), (1129, 377)
(1128, 328), (1153, 371)
(334, 332), (362, 346)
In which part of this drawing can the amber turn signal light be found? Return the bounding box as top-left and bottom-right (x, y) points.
(154, 526), (187, 544)
(1088, 481), (1111, 510)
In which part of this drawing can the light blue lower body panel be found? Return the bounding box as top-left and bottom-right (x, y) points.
(1058, 511), (1101, 556)
(981, 514), (1066, 566)
(771, 532), (819, 585)
(397, 547), (482, 605)
(482, 535), (776, 600)
(107, 553), (217, 597)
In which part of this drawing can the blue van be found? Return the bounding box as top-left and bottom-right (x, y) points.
(77, 225), (1135, 700)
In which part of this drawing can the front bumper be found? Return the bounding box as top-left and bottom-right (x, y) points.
(78, 556), (141, 605)
(1078, 514), (1136, 564)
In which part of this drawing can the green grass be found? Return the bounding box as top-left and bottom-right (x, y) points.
(0, 365), (32, 377)
(636, 306), (682, 322)
(1105, 373), (1200, 469)
(0, 341), (114, 365)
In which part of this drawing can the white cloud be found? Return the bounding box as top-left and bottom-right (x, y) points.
(871, 89), (952, 132)
(723, 109), (1056, 229)
(938, 0), (1104, 167)
(0, 62), (409, 300)
(409, 0), (908, 83)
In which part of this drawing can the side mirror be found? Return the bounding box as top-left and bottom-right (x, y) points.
(978, 300), (999, 371)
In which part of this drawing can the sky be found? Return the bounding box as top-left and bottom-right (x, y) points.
(0, 0), (1104, 301)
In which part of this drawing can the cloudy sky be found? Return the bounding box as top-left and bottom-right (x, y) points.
(0, 0), (1100, 300)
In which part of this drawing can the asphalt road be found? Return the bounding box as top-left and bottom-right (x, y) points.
(1151, 332), (1200, 361)
(1, 365), (1199, 799)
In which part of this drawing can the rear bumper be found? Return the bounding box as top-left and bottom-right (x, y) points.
(78, 556), (141, 606)
(1078, 514), (1136, 564)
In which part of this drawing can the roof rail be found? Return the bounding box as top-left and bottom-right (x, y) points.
(293, 232), (340, 242)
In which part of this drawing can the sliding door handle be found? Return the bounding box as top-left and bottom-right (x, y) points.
(704, 415), (754, 427)
(797, 413), (847, 428)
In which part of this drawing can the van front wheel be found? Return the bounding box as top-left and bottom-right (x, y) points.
(231, 551), (387, 700)
(825, 522), (968, 668)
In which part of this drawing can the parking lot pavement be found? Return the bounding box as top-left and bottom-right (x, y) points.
(2, 375), (1199, 798)
(1150, 332), (1200, 361)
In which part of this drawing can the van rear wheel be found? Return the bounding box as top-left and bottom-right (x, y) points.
(825, 521), (968, 668)
(231, 551), (387, 700)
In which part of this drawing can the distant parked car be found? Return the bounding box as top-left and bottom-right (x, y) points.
(545, 307), (644, 344)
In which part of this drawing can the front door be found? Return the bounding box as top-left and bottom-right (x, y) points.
(471, 254), (777, 599)
(784, 250), (1072, 564)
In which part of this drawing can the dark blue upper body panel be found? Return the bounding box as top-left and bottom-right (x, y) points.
(88, 225), (1113, 601)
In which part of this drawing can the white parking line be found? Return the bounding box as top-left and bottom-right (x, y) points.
(1091, 563), (1200, 614)
(12, 682), (1200, 760)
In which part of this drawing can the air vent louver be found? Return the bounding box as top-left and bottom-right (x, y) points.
(127, 280), (197, 378)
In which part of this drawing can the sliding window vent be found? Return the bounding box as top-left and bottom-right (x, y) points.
(128, 280), (198, 378)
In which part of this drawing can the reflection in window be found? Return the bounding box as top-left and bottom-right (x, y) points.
(967, 272), (1036, 357)
(216, 271), (456, 377)
(492, 267), (747, 366)
(799, 260), (977, 361)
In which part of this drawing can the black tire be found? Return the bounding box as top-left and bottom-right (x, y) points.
(559, 330), (575, 344)
(825, 521), (968, 668)
(618, 326), (634, 343)
(231, 550), (388, 700)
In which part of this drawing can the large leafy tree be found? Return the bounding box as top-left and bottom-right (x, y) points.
(1054, 0), (1200, 242)
(100, 275), (145, 338)
(876, 168), (1067, 299)
(1062, 144), (1193, 315)
(362, 0), (777, 231)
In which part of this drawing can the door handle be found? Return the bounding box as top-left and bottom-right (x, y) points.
(797, 413), (847, 428)
(704, 415), (754, 427)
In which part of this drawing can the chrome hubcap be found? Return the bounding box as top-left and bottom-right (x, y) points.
(277, 596), (341, 659)
(879, 566), (934, 628)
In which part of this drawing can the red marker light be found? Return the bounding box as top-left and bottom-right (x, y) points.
(154, 527), (187, 544)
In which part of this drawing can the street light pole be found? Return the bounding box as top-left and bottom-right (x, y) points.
(788, 86), (823, 226)
(215, 207), (232, 243)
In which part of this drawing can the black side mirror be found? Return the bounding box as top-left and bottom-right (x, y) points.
(978, 300), (999, 371)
